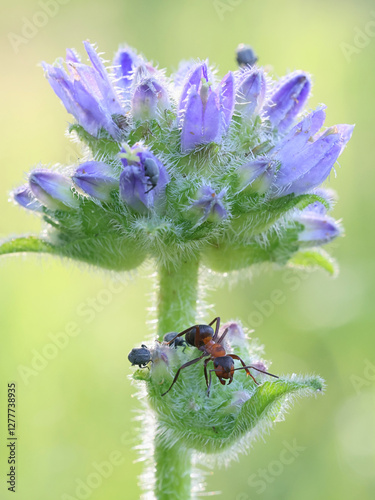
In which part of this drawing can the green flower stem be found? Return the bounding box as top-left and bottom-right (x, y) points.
(154, 437), (192, 500)
(152, 258), (200, 499)
(157, 258), (200, 337)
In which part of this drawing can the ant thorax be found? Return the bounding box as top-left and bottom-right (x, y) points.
(204, 341), (226, 358)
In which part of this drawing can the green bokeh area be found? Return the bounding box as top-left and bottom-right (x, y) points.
(1, 0), (374, 499)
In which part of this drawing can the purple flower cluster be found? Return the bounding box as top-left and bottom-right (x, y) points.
(13, 41), (353, 252)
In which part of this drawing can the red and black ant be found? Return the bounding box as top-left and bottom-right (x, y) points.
(161, 317), (278, 397)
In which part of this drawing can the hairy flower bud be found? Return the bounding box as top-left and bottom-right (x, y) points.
(112, 46), (141, 94)
(235, 68), (266, 121)
(297, 212), (341, 245)
(275, 124), (354, 195)
(72, 161), (118, 202)
(29, 170), (79, 210)
(264, 71), (311, 133)
(179, 63), (234, 152)
(12, 185), (43, 212)
(131, 78), (169, 121)
(190, 186), (228, 223)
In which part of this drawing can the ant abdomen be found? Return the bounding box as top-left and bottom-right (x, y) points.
(185, 325), (214, 347)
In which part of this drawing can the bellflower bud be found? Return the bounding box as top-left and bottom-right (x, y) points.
(264, 71), (311, 133)
(275, 124), (354, 195)
(12, 185), (43, 212)
(297, 212), (341, 245)
(235, 68), (266, 120)
(42, 42), (124, 139)
(29, 170), (79, 210)
(190, 186), (228, 222)
(119, 144), (169, 212)
(112, 46), (141, 94)
(236, 43), (258, 67)
(179, 63), (234, 152)
(72, 161), (119, 202)
(131, 78), (170, 121)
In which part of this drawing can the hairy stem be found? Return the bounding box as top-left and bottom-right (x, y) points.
(154, 438), (193, 500)
(152, 258), (200, 499)
(157, 259), (200, 337)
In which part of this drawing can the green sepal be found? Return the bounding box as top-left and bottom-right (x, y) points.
(288, 248), (338, 276)
(69, 124), (121, 157)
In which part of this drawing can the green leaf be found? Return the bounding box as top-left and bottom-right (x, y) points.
(229, 193), (329, 238)
(0, 236), (54, 256)
(289, 248), (337, 276)
(148, 372), (324, 454)
(0, 234), (148, 272)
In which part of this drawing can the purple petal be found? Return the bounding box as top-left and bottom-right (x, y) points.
(119, 166), (149, 212)
(13, 185), (43, 212)
(178, 62), (207, 122)
(271, 106), (327, 162)
(218, 72), (235, 132)
(132, 78), (169, 121)
(73, 161), (118, 201)
(202, 89), (221, 143)
(264, 72), (311, 133)
(236, 69), (266, 119)
(191, 186), (227, 222)
(275, 127), (341, 188)
(113, 47), (140, 92)
(181, 87), (204, 152)
(29, 170), (79, 210)
(297, 214), (341, 245)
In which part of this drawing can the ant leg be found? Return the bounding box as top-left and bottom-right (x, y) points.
(232, 364), (279, 378)
(206, 369), (216, 397)
(231, 361), (279, 381)
(165, 324), (199, 346)
(216, 327), (229, 346)
(209, 317), (221, 341)
(228, 354), (258, 384)
(161, 354), (206, 396)
(203, 358), (211, 388)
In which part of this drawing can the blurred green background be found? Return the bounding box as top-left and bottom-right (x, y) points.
(0, 0), (374, 499)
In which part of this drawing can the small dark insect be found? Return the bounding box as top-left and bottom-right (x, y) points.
(128, 344), (152, 368)
(236, 43), (258, 68)
(163, 332), (187, 350)
(144, 158), (159, 194)
(161, 317), (278, 397)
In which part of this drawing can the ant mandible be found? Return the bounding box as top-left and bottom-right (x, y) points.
(161, 317), (278, 397)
